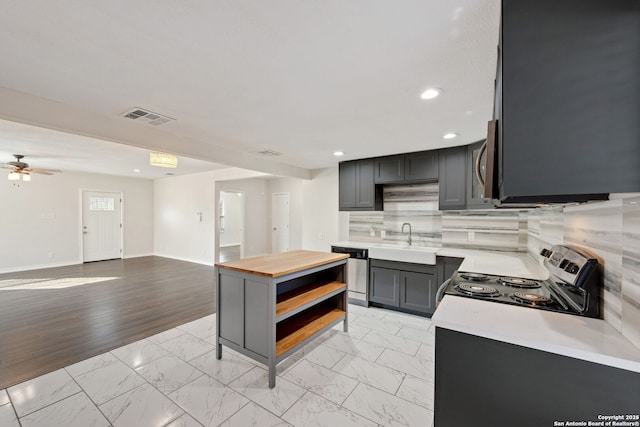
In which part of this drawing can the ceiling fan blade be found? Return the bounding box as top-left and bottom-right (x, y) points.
(27, 168), (62, 174)
(0, 165), (17, 170)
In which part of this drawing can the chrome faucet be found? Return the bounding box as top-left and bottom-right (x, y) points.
(402, 223), (412, 246)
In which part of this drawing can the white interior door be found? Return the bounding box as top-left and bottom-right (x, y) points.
(272, 193), (289, 253)
(82, 190), (122, 262)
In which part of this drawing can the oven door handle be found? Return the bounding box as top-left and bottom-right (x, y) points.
(435, 278), (451, 309)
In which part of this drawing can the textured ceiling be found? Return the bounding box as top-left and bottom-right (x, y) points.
(0, 1), (500, 177)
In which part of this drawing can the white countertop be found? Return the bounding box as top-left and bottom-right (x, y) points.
(432, 296), (640, 373)
(331, 241), (548, 280)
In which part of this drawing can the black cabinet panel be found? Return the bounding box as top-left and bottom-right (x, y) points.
(369, 259), (436, 315)
(338, 161), (357, 209)
(374, 155), (404, 184)
(436, 256), (463, 286)
(405, 151), (438, 182)
(438, 146), (467, 210)
(435, 328), (640, 426)
(498, 0), (640, 202)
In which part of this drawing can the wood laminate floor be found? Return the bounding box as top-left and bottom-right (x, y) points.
(0, 256), (215, 389)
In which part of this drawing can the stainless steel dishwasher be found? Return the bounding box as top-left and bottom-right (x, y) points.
(331, 245), (368, 306)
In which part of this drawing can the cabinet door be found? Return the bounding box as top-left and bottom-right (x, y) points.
(405, 151), (438, 182)
(339, 161), (357, 210)
(500, 0), (640, 201)
(438, 146), (467, 210)
(356, 159), (376, 208)
(374, 155), (405, 184)
(399, 271), (435, 314)
(466, 141), (492, 209)
(369, 266), (399, 307)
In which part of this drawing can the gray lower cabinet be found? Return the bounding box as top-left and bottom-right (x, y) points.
(369, 266), (400, 306)
(369, 259), (436, 316)
(435, 328), (640, 426)
(436, 256), (463, 286)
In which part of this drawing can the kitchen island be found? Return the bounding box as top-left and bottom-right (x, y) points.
(215, 250), (349, 387)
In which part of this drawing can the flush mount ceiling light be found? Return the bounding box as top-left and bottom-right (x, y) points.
(333, 151), (344, 157)
(443, 132), (458, 139)
(420, 88), (442, 100)
(149, 152), (178, 168)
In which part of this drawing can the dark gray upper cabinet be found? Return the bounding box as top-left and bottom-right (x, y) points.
(497, 0), (640, 203)
(466, 140), (493, 209)
(438, 146), (467, 210)
(339, 159), (382, 211)
(404, 151), (439, 182)
(374, 151), (438, 184)
(374, 155), (404, 184)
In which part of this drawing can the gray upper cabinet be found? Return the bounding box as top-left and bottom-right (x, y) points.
(438, 146), (467, 210)
(374, 151), (438, 184)
(497, 0), (640, 203)
(339, 159), (382, 211)
(374, 155), (404, 184)
(405, 151), (439, 182)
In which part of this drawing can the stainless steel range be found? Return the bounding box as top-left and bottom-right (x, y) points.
(443, 245), (601, 318)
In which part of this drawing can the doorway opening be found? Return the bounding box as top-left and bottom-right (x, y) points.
(81, 190), (123, 262)
(219, 190), (244, 262)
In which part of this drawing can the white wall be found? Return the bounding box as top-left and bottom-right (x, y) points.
(217, 178), (270, 259)
(153, 167), (342, 264)
(301, 168), (343, 251)
(0, 171), (154, 273)
(154, 168), (268, 265)
(268, 177), (304, 251)
(219, 191), (242, 247)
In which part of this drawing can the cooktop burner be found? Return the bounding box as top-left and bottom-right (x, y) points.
(454, 283), (500, 297)
(498, 277), (541, 289)
(459, 272), (490, 282)
(510, 292), (552, 306)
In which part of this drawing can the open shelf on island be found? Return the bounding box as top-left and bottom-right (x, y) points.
(276, 304), (345, 358)
(276, 281), (346, 322)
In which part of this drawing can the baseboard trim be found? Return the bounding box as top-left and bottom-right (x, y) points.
(0, 260), (82, 274)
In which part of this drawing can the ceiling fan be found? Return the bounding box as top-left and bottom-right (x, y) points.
(2, 154), (62, 182)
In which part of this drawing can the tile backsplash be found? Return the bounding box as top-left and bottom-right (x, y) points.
(348, 184), (640, 349)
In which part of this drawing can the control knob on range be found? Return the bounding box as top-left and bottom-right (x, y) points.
(540, 248), (553, 258)
(564, 262), (580, 274)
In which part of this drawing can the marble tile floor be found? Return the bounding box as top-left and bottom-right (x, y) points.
(0, 304), (435, 427)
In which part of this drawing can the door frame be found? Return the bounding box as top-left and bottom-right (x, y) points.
(80, 189), (124, 262)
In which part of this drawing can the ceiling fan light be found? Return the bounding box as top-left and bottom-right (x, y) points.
(149, 152), (178, 168)
(8, 171), (20, 181)
(22, 173), (31, 182)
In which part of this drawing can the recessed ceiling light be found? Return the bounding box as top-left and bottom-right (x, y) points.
(133, 169), (140, 173)
(443, 133), (458, 139)
(333, 151), (344, 157)
(420, 88), (442, 100)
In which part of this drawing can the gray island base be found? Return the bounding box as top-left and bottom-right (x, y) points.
(215, 250), (349, 388)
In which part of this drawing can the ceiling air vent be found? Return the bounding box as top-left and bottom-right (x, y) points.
(122, 108), (175, 126)
(255, 149), (283, 157)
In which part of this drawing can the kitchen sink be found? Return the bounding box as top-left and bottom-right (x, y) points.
(368, 244), (437, 264)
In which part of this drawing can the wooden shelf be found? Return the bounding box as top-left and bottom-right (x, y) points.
(276, 281), (346, 322)
(276, 306), (345, 358)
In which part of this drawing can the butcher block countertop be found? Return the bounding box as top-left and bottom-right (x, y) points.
(215, 250), (349, 278)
